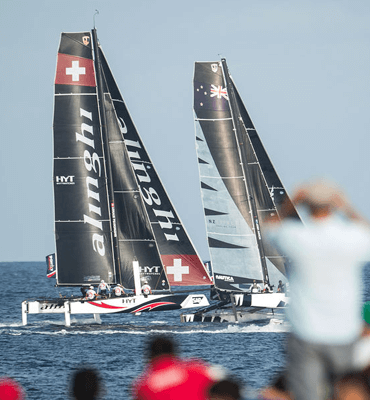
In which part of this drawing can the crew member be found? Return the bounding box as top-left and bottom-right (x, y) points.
(80, 286), (88, 298)
(141, 281), (152, 296)
(263, 282), (273, 293)
(277, 280), (285, 293)
(85, 286), (96, 300)
(97, 280), (110, 297)
(250, 280), (262, 293)
(114, 284), (125, 297)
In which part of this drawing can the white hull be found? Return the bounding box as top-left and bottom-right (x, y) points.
(180, 292), (287, 323)
(22, 293), (209, 326)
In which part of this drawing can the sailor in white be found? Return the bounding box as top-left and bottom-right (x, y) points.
(141, 281), (152, 296)
(97, 280), (110, 297)
(85, 286), (96, 300)
(250, 280), (262, 293)
(114, 284), (125, 297)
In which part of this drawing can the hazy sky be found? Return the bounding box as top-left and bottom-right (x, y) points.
(1, 0), (369, 262)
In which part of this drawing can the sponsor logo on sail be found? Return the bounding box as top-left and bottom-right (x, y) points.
(117, 117), (180, 242)
(215, 274), (234, 282)
(55, 176), (75, 185)
(76, 108), (105, 257)
(211, 63), (218, 73)
(140, 266), (161, 275)
(82, 35), (90, 46)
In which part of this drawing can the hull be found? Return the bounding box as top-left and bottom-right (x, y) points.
(22, 293), (209, 326)
(180, 292), (287, 323)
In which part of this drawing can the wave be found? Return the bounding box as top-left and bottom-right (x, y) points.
(0, 318), (289, 336)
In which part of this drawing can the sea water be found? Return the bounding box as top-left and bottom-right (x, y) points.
(1, 262), (369, 399)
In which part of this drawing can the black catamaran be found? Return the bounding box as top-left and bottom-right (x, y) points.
(22, 29), (211, 326)
(181, 59), (301, 323)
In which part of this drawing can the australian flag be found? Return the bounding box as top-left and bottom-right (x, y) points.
(194, 81), (230, 114)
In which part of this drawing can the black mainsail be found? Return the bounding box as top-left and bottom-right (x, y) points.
(53, 30), (211, 289)
(193, 59), (300, 292)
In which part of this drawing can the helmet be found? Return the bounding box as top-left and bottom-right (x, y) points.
(89, 286), (94, 289)
(101, 280), (105, 283)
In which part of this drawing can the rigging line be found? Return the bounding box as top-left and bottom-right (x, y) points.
(55, 93), (96, 97)
(195, 118), (232, 121)
(200, 175), (244, 179)
(208, 232), (256, 237)
(118, 239), (157, 242)
(55, 219), (110, 223)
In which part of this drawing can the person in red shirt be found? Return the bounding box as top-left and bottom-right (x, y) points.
(132, 336), (219, 400)
(0, 378), (25, 400)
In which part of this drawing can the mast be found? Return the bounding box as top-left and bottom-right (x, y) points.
(91, 28), (121, 283)
(220, 59), (270, 285)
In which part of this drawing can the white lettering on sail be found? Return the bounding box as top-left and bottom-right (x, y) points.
(77, 107), (105, 256)
(121, 127), (179, 242)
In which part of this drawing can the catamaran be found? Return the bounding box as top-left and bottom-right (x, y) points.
(22, 29), (212, 326)
(181, 59), (301, 323)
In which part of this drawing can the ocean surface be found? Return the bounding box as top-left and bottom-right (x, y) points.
(1, 262), (370, 399)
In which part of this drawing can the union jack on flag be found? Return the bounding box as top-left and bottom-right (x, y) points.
(210, 84), (228, 100)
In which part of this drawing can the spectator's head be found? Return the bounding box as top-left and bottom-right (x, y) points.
(292, 179), (346, 218)
(71, 368), (101, 400)
(148, 336), (176, 360)
(334, 372), (370, 400)
(0, 378), (25, 400)
(209, 379), (242, 400)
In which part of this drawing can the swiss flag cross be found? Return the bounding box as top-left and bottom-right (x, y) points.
(55, 53), (95, 87)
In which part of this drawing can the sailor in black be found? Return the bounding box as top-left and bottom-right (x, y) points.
(277, 280), (285, 293)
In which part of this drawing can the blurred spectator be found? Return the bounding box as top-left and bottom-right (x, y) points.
(70, 368), (101, 400)
(208, 379), (242, 400)
(0, 378), (25, 400)
(132, 336), (224, 400)
(258, 373), (292, 399)
(333, 371), (370, 400)
(267, 179), (370, 400)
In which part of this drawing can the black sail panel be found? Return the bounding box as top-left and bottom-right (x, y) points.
(194, 62), (264, 291)
(53, 32), (116, 285)
(99, 48), (212, 287)
(103, 93), (168, 290)
(232, 78), (301, 278)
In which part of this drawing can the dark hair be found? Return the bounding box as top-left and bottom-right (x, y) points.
(71, 368), (101, 400)
(148, 336), (176, 359)
(209, 379), (242, 400)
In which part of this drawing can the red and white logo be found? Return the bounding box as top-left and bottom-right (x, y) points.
(55, 53), (95, 87)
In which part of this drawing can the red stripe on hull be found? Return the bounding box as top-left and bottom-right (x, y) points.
(132, 302), (175, 313)
(87, 301), (127, 310)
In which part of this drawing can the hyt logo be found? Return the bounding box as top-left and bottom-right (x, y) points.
(55, 176), (75, 185)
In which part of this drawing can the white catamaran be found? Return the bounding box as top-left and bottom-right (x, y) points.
(181, 59), (301, 323)
(22, 29), (212, 326)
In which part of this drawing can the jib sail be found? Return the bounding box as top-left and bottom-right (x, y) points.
(97, 47), (212, 287)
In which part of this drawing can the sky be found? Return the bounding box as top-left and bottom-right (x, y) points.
(1, 0), (369, 262)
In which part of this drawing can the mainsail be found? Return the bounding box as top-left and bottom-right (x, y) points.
(53, 30), (211, 289)
(193, 59), (300, 292)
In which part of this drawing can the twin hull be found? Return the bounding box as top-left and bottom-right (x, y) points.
(22, 293), (209, 326)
